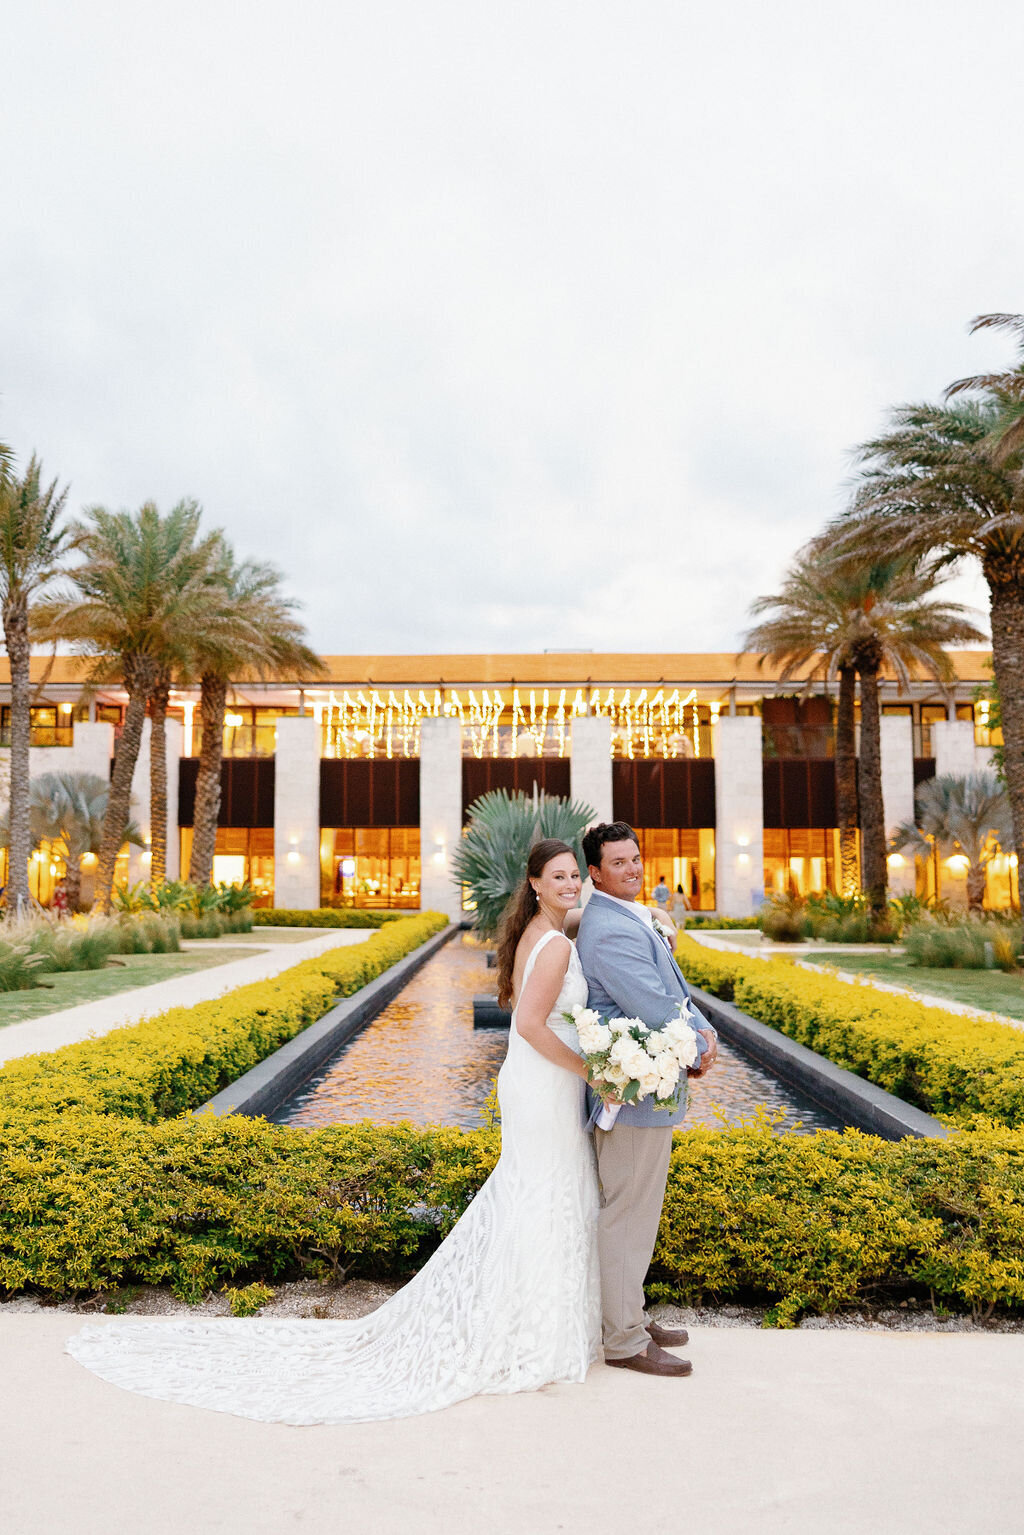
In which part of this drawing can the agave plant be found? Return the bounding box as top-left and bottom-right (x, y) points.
(450, 788), (595, 939)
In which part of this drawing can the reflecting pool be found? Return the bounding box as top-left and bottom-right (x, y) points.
(273, 934), (846, 1135)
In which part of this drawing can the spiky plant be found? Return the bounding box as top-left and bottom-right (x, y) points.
(450, 788), (596, 938)
(890, 771), (1013, 912)
(0, 771), (144, 911)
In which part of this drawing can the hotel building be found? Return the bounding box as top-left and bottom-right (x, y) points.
(0, 650), (1005, 915)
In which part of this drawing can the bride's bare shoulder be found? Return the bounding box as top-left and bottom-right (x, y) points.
(511, 926), (571, 999)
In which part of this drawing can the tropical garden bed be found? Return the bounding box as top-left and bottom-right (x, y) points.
(798, 949), (1024, 1022)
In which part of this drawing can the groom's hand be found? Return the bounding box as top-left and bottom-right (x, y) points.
(688, 1029), (718, 1078)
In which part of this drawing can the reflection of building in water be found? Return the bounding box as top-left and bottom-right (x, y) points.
(0, 649), (1003, 914)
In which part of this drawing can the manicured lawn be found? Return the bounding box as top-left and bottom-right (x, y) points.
(0, 948), (257, 1029)
(800, 950), (1024, 1021)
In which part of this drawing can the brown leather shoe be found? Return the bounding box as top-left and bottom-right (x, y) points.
(606, 1342), (693, 1377)
(647, 1320), (689, 1348)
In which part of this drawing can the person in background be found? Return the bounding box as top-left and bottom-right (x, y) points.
(52, 879), (70, 918)
(652, 875), (670, 911)
(671, 882), (691, 926)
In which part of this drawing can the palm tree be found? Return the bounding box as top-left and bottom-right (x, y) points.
(744, 542), (863, 895)
(841, 386), (1024, 879)
(0, 453), (74, 913)
(36, 501), (221, 912)
(186, 541), (324, 888)
(746, 548), (985, 916)
(0, 771), (143, 910)
(947, 313), (1024, 462)
(890, 772), (1012, 911)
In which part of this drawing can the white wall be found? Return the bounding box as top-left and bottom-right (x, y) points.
(932, 720), (977, 780)
(273, 715), (321, 908)
(126, 719), (151, 885)
(880, 714), (915, 895)
(164, 720), (182, 880)
(569, 715), (612, 826)
(713, 714), (764, 915)
(419, 716), (463, 919)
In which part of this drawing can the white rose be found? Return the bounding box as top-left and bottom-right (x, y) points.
(657, 1055), (681, 1087)
(644, 1030), (670, 1056)
(609, 1036), (636, 1066)
(622, 1045), (651, 1080)
(657, 1077), (679, 1102)
(608, 1017), (633, 1037)
(588, 1022), (613, 1052)
(604, 1063), (630, 1088)
(637, 1068), (662, 1097)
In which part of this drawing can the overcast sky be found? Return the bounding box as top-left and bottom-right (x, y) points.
(2, 0), (1021, 657)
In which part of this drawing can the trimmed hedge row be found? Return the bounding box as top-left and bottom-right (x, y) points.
(676, 935), (1024, 1127)
(3, 1109), (1023, 1318)
(253, 909), (406, 929)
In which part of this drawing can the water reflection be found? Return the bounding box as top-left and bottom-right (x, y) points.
(274, 934), (845, 1135)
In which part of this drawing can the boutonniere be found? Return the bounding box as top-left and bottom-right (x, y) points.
(652, 916), (675, 946)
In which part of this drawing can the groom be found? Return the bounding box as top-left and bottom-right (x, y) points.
(575, 821), (718, 1379)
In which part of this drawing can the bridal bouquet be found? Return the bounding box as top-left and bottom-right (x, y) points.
(564, 1002), (701, 1129)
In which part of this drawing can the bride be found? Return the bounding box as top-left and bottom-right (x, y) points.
(67, 839), (602, 1425)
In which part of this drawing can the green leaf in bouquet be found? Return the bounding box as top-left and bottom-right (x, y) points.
(622, 1081), (641, 1104)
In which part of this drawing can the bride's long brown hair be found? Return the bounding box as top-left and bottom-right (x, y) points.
(494, 838), (576, 1009)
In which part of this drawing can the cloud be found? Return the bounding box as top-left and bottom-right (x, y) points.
(0, 0), (1017, 656)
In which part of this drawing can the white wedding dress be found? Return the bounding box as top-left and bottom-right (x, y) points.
(66, 930), (601, 1424)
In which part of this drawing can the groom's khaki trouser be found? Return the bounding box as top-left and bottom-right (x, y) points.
(594, 1124), (674, 1360)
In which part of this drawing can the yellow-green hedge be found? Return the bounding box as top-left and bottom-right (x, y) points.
(252, 909), (405, 929)
(676, 935), (1024, 1128)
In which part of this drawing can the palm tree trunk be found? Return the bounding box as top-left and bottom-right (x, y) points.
(3, 598), (32, 913)
(858, 665), (888, 917)
(92, 657), (155, 914)
(189, 671), (226, 887)
(63, 840), (83, 912)
(835, 663), (859, 895)
(966, 861), (987, 911)
(149, 670), (170, 888)
(987, 574), (1024, 903)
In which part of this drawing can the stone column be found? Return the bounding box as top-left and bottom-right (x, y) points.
(127, 719), (151, 885)
(570, 715), (612, 825)
(164, 719), (182, 881)
(713, 714), (764, 916)
(419, 716), (463, 920)
(273, 716), (321, 909)
(932, 720), (977, 780)
(880, 714), (915, 895)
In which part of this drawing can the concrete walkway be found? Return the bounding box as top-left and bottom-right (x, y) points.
(0, 929), (370, 1068)
(686, 929), (1024, 1032)
(3, 1314), (1021, 1534)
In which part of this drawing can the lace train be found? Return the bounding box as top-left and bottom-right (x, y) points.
(67, 931), (601, 1424)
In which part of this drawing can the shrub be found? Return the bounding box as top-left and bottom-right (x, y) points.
(676, 934), (1024, 1126)
(226, 1281), (275, 1316)
(681, 915), (760, 930)
(903, 915), (1022, 972)
(252, 909), (406, 929)
(758, 894), (809, 942)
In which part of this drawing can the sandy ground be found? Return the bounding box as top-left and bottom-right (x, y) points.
(3, 1310), (1022, 1535)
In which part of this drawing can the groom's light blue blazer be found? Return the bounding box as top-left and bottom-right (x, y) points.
(575, 891), (716, 1131)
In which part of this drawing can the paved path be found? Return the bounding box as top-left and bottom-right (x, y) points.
(0, 930), (370, 1068)
(3, 1314), (1020, 1534)
(686, 930), (1024, 1032)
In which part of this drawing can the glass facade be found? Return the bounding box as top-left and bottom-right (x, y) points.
(763, 828), (842, 898)
(186, 707), (295, 759)
(178, 827), (275, 904)
(634, 828), (716, 911)
(0, 705), (74, 747)
(319, 828), (421, 908)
